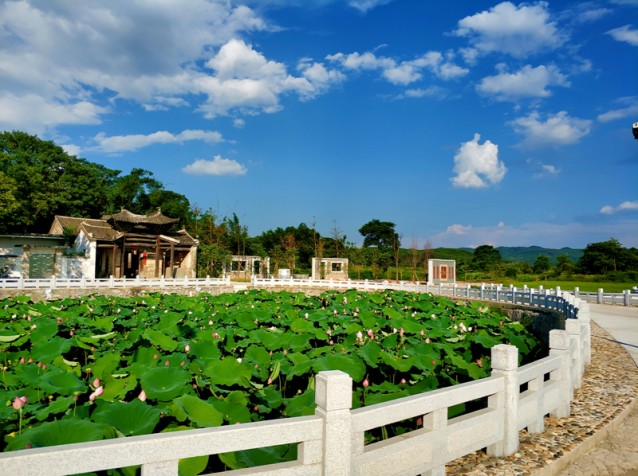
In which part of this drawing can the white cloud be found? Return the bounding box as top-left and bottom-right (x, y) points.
(233, 118), (246, 128)
(327, 49), (468, 86)
(600, 201), (638, 214)
(183, 155), (247, 176)
(527, 158), (560, 178)
(607, 25), (638, 46)
(0, 94), (107, 134)
(402, 86), (446, 99)
(597, 97), (638, 122)
(454, 1), (566, 58)
(476, 64), (569, 101)
(446, 224), (473, 235)
(451, 133), (506, 189)
(348, 0), (395, 13)
(93, 129), (224, 153)
(509, 111), (592, 148)
(194, 39), (341, 117)
(0, 1), (346, 131)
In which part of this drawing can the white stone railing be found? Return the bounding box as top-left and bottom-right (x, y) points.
(0, 296), (590, 475)
(0, 275), (231, 290)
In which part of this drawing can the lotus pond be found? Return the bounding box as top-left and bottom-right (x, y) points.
(0, 289), (540, 473)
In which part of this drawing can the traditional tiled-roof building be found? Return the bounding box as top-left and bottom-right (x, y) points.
(49, 209), (198, 279)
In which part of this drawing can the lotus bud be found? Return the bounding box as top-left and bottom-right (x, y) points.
(94, 386), (104, 397)
(12, 396), (27, 410)
(425, 337), (430, 344)
(362, 378), (369, 388)
(401, 378), (407, 384)
(19, 357), (25, 364)
(153, 353), (159, 359)
(138, 390), (147, 402)
(185, 344), (190, 353)
(164, 360), (170, 366)
(92, 378), (100, 388)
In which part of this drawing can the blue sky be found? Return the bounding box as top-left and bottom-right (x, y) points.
(1, 0), (637, 249)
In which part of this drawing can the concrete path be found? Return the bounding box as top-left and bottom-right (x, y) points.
(590, 303), (638, 366)
(560, 303), (638, 476)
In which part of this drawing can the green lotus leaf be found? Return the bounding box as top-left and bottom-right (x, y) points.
(141, 367), (191, 401)
(38, 367), (86, 395)
(210, 391), (251, 424)
(188, 340), (221, 362)
(5, 418), (115, 451)
(36, 396), (76, 421)
(29, 319), (58, 344)
(92, 400), (160, 436)
(101, 375), (138, 400)
(204, 357), (251, 388)
(283, 388), (315, 417)
(357, 341), (382, 368)
(289, 318), (315, 334)
(156, 312), (183, 331)
(91, 353), (121, 379)
(312, 354), (366, 382)
(171, 395), (223, 427)
(0, 331), (21, 342)
(380, 351), (415, 373)
(220, 444), (296, 470)
(143, 328), (178, 352)
(232, 312), (258, 330)
(30, 336), (72, 363)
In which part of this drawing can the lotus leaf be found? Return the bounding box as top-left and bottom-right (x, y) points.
(141, 367), (191, 400)
(92, 400), (160, 436)
(204, 357), (251, 388)
(143, 328), (179, 352)
(38, 368), (86, 395)
(5, 418), (114, 451)
(171, 395), (223, 427)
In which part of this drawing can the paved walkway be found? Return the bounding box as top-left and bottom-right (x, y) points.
(560, 303), (638, 475)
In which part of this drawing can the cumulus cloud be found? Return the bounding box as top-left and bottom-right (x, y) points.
(93, 129), (224, 153)
(597, 97), (638, 122)
(327, 49), (468, 85)
(446, 224), (473, 235)
(607, 25), (638, 46)
(509, 111), (592, 148)
(348, 0), (395, 13)
(451, 133), (506, 189)
(476, 64), (570, 101)
(527, 159), (560, 178)
(183, 155), (247, 176)
(0, 1), (345, 131)
(600, 201), (638, 214)
(454, 1), (566, 58)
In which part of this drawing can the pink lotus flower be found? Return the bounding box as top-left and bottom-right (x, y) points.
(138, 390), (147, 402)
(362, 378), (369, 388)
(12, 396), (27, 410)
(89, 385), (104, 401)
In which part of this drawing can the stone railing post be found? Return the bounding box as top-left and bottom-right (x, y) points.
(487, 344), (519, 457)
(315, 370), (353, 476)
(597, 288), (603, 304)
(549, 329), (572, 418)
(624, 290), (631, 306)
(566, 319), (583, 388)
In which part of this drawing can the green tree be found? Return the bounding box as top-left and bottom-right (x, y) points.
(106, 168), (163, 215)
(555, 255), (575, 277)
(532, 255), (552, 274)
(578, 238), (637, 274)
(470, 245), (502, 273)
(358, 219), (398, 272)
(0, 131), (117, 232)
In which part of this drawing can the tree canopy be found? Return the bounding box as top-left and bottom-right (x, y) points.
(0, 131), (191, 233)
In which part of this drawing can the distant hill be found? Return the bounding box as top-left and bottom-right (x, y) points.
(455, 246), (583, 264)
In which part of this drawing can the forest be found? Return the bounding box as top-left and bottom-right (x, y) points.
(2, 131), (637, 283)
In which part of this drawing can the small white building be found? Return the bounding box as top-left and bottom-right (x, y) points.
(428, 259), (456, 285)
(226, 255), (270, 280)
(312, 257), (349, 280)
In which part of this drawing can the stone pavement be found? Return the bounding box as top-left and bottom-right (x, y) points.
(559, 303), (638, 476)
